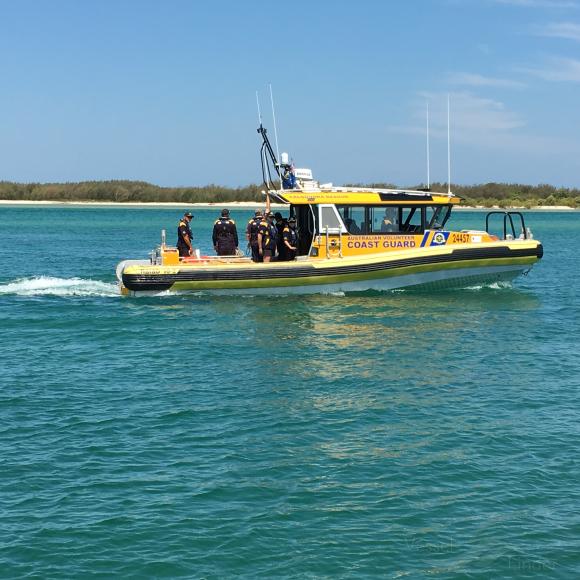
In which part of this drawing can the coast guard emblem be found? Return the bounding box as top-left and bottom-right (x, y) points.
(430, 232), (450, 246)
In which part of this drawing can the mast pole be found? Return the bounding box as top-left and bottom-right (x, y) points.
(269, 84), (282, 191)
(447, 94), (451, 195)
(426, 101), (430, 189)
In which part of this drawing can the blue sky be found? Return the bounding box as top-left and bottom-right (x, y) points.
(1, 0), (579, 187)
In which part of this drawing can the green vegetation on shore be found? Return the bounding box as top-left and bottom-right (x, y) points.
(352, 182), (579, 208)
(0, 180), (578, 207)
(0, 181), (263, 204)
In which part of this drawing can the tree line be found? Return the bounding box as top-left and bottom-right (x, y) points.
(0, 179), (578, 207)
(0, 181), (263, 203)
(347, 181), (579, 208)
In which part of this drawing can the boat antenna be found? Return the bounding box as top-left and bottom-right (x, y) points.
(447, 94), (452, 195)
(269, 83), (281, 171)
(256, 90), (263, 126)
(426, 101), (431, 190)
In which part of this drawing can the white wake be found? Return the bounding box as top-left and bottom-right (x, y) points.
(463, 281), (513, 291)
(0, 276), (119, 297)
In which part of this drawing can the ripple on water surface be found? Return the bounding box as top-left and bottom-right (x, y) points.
(1, 208), (579, 578)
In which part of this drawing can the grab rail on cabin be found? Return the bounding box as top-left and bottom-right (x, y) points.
(485, 211), (527, 240)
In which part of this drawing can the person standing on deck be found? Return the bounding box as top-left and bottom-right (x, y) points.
(274, 212), (287, 261)
(281, 164), (297, 189)
(282, 217), (299, 261)
(177, 211), (194, 257)
(258, 212), (278, 263)
(246, 209), (263, 262)
(212, 209), (239, 256)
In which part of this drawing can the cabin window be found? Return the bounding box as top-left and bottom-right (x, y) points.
(370, 207), (399, 233)
(337, 205), (366, 234)
(319, 205), (346, 233)
(337, 205), (432, 235)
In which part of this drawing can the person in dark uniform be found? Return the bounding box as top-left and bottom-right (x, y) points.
(282, 216), (299, 261)
(257, 212), (277, 263)
(177, 211), (194, 257)
(274, 212), (287, 261)
(246, 209), (263, 262)
(281, 164), (296, 189)
(212, 209), (239, 256)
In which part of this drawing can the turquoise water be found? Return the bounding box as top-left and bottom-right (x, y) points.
(1, 206), (579, 578)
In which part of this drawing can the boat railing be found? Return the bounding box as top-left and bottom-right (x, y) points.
(180, 254), (249, 263)
(485, 211), (528, 241)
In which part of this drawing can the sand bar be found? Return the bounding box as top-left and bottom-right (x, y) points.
(0, 200), (285, 208)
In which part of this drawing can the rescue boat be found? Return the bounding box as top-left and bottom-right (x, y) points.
(116, 126), (543, 295)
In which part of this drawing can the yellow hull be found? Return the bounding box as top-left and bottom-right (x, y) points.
(120, 240), (542, 295)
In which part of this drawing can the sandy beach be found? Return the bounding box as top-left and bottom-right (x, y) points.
(453, 205), (576, 211)
(0, 200), (285, 208)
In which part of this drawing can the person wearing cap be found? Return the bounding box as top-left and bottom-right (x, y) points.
(246, 209), (263, 262)
(212, 209), (239, 256)
(177, 211), (194, 257)
(257, 211), (278, 263)
(274, 212), (288, 261)
(282, 216), (299, 261)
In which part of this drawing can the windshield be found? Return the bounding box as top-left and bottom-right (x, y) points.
(426, 206), (452, 229)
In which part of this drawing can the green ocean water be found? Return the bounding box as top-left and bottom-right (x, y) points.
(1, 206), (579, 579)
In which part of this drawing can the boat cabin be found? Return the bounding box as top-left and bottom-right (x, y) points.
(256, 123), (502, 260)
(270, 187), (463, 259)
